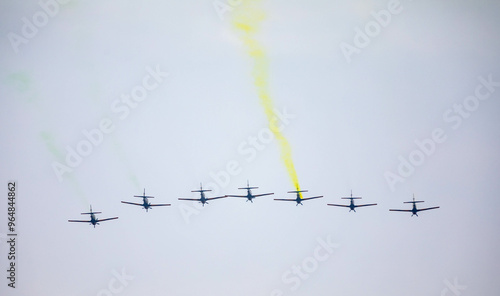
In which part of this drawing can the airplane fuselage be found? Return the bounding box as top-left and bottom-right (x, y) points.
(246, 189), (255, 202)
(199, 192), (208, 205)
(142, 197), (152, 211)
(295, 193), (303, 205)
(90, 214), (98, 227)
(412, 205), (418, 216)
(349, 199), (356, 211)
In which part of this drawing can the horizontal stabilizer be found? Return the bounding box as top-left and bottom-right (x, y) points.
(239, 186), (258, 190)
(341, 197), (362, 200)
(404, 200), (424, 203)
(81, 212), (101, 215)
(288, 190), (308, 193)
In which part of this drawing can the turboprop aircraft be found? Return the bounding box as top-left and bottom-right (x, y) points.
(225, 181), (274, 203)
(327, 190), (377, 212)
(274, 190), (323, 206)
(68, 205), (118, 228)
(121, 189), (171, 212)
(178, 183), (227, 206)
(389, 195), (439, 217)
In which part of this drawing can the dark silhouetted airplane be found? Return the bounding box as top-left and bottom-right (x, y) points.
(274, 190), (323, 206)
(389, 195), (439, 217)
(68, 205), (118, 228)
(225, 181), (274, 203)
(121, 189), (171, 212)
(178, 183), (227, 206)
(327, 190), (377, 212)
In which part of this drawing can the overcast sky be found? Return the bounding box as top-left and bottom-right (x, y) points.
(1, 0), (500, 295)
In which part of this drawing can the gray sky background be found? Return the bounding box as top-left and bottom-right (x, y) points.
(1, 0), (499, 295)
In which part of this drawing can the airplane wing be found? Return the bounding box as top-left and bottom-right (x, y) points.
(302, 196), (323, 201)
(327, 204), (350, 207)
(389, 209), (412, 212)
(121, 201), (143, 206)
(178, 198), (201, 201)
(98, 217), (119, 222)
(150, 204), (171, 207)
(274, 198), (297, 202)
(356, 203), (377, 207)
(206, 196), (227, 201)
(68, 219), (90, 223)
(416, 206), (440, 212)
(253, 193), (274, 197)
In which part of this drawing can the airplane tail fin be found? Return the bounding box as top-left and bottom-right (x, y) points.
(342, 190), (362, 199)
(238, 180), (258, 190)
(191, 183), (212, 192)
(81, 205), (100, 215)
(134, 188), (154, 198)
(81, 211), (101, 215)
(405, 194), (424, 203)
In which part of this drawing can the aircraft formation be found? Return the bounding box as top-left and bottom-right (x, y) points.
(68, 182), (440, 227)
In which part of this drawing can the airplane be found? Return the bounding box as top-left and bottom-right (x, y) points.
(327, 190), (377, 212)
(68, 205), (118, 228)
(225, 181), (274, 203)
(121, 188), (171, 212)
(178, 183), (227, 206)
(389, 195), (440, 217)
(274, 190), (323, 206)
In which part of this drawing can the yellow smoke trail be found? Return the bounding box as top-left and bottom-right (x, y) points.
(232, 1), (302, 194)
